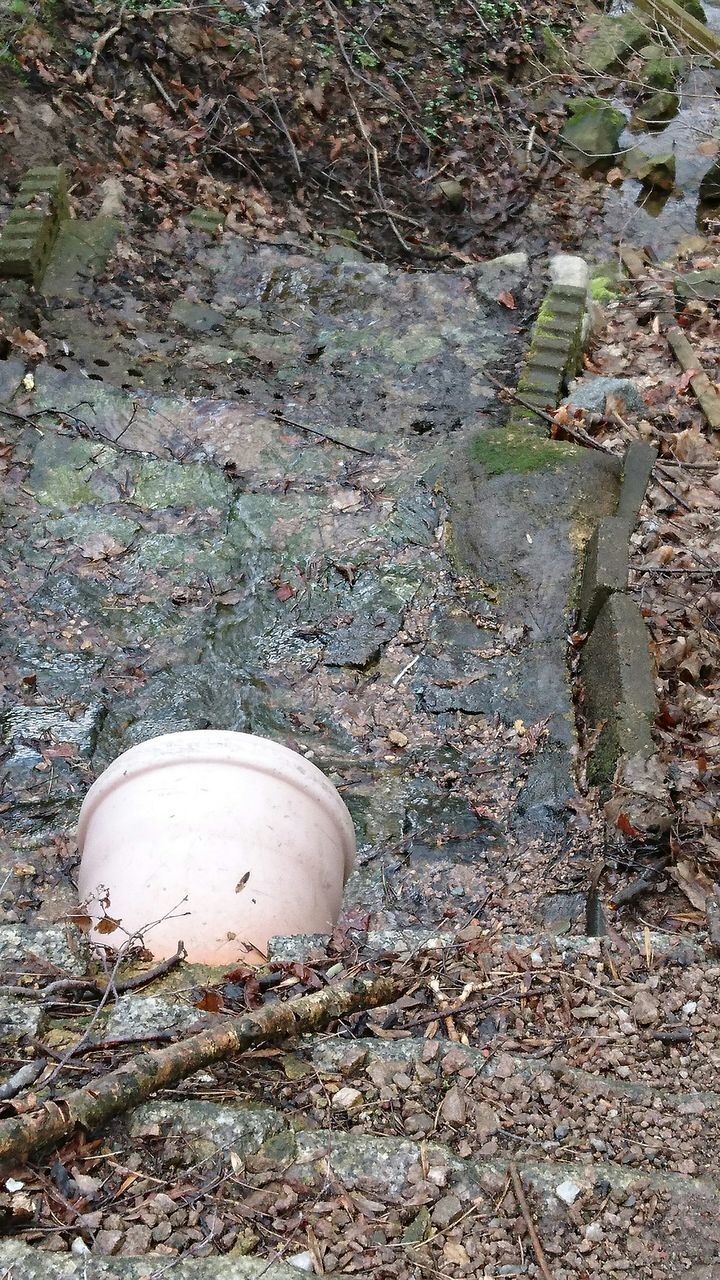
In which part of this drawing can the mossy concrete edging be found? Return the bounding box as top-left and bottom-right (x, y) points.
(579, 440), (660, 788)
(0, 165), (68, 284)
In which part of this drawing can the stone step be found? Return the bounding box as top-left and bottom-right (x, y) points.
(109, 1097), (718, 1271)
(0, 1242), (348, 1278)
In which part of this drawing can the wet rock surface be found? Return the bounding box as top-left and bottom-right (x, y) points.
(0, 232), (615, 942)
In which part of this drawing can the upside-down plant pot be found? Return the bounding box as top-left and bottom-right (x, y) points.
(77, 731), (357, 965)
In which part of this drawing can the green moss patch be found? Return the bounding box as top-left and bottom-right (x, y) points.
(471, 428), (576, 475)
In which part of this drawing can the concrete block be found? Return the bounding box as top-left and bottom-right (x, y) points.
(581, 593), (657, 786)
(578, 516), (630, 630)
(616, 439), (658, 526)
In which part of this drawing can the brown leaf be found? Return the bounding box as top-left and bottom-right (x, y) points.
(195, 990), (223, 1012)
(275, 582), (295, 602)
(235, 871), (250, 893)
(95, 915), (121, 935)
(9, 328), (47, 358)
(670, 859), (716, 911)
(497, 290), (515, 310)
(79, 532), (128, 561)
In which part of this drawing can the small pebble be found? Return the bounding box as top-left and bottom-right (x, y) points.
(555, 1178), (582, 1205)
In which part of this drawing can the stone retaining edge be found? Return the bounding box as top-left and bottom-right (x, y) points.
(0, 165), (68, 285)
(578, 440), (659, 788)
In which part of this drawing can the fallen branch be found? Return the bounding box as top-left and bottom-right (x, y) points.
(0, 942), (186, 1005)
(667, 327), (720, 431)
(509, 1163), (554, 1280)
(75, 7), (125, 86)
(611, 858), (670, 908)
(0, 973), (402, 1164)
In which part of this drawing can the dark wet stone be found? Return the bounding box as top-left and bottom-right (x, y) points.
(514, 748), (576, 830)
(540, 892), (586, 933)
(2, 701), (105, 758)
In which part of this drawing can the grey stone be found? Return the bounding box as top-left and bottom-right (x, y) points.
(431, 1193), (462, 1227)
(0, 994), (45, 1039)
(169, 299), (227, 332)
(567, 376), (645, 416)
(674, 269), (720, 302)
(0, 1240), (348, 1277)
(104, 996), (209, 1041)
(540, 893), (586, 934)
(126, 1100), (283, 1159)
(0, 924), (89, 977)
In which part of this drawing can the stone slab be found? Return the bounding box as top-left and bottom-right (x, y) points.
(616, 439), (658, 526)
(578, 515), (630, 630)
(0, 165), (68, 284)
(42, 216), (121, 299)
(581, 593), (658, 785)
(0, 1242), (348, 1279)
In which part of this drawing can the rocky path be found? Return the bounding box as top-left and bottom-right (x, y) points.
(0, 210), (718, 1276)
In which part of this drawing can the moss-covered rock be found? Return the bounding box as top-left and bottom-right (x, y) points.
(632, 91), (679, 128)
(675, 0), (707, 22)
(623, 147), (676, 190)
(562, 98), (627, 167)
(579, 13), (647, 74)
(642, 51), (684, 89)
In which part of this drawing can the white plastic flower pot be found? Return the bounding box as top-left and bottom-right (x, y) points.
(76, 730), (356, 965)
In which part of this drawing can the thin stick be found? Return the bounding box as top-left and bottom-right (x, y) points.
(271, 411), (376, 456)
(254, 22), (302, 180)
(346, 88), (413, 256)
(482, 370), (610, 453)
(143, 63), (178, 114)
(509, 1164), (555, 1280)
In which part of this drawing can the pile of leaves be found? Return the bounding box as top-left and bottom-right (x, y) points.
(0, 0), (591, 261)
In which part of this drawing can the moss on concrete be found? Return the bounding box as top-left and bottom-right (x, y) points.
(590, 275), (618, 302)
(470, 428), (576, 476)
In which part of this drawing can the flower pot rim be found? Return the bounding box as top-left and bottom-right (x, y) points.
(77, 730), (356, 881)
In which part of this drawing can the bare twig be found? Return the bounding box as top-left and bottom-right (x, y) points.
(143, 63), (178, 113)
(346, 87), (413, 257)
(271, 410), (377, 456)
(509, 1164), (555, 1280)
(482, 370), (610, 453)
(254, 22), (302, 180)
